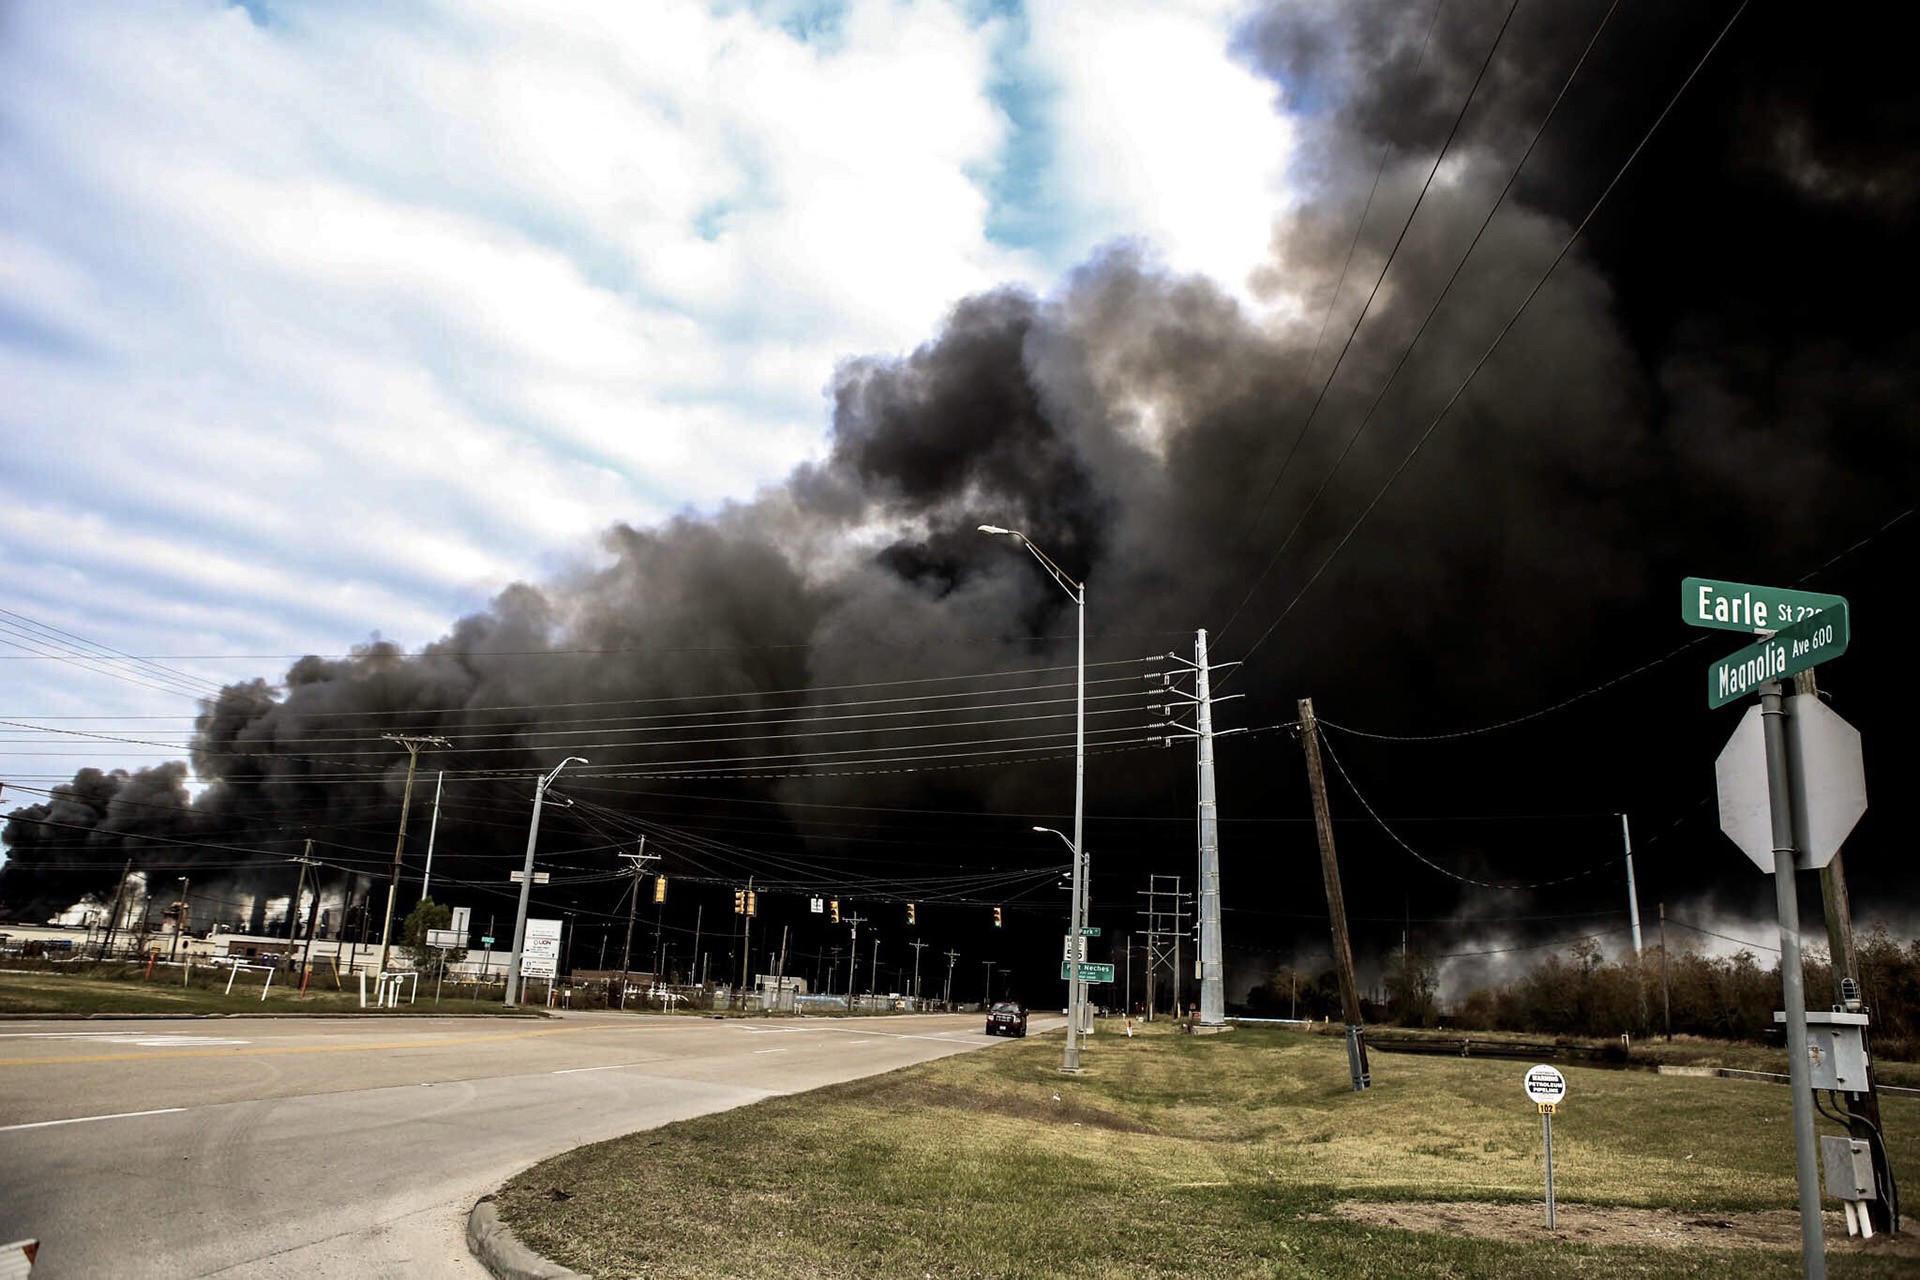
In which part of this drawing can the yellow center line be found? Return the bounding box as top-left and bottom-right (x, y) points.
(0, 1023), (595, 1068)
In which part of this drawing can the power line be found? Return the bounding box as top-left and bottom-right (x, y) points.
(1230, 0), (1752, 670)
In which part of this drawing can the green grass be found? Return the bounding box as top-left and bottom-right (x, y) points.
(494, 1022), (1918, 1278)
(0, 961), (524, 1016)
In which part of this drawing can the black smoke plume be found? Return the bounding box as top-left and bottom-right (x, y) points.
(5, 1), (1915, 1000)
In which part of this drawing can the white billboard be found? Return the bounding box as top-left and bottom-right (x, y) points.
(522, 918), (562, 979)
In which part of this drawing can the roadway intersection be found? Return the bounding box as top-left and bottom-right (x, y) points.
(0, 1011), (1045, 1278)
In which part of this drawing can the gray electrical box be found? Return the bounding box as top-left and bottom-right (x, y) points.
(1820, 1135), (1877, 1202)
(1774, 1010), (1870, 1091)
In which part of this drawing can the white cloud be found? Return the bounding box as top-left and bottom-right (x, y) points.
(0, 0), (1302, 792)
(1020, 0), (1295, 301)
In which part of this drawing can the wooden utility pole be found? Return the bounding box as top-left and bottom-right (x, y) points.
(1298, 697), (1369, 1090)
(376, 733), (449, 974)
(1794, 669), (1890, 1232)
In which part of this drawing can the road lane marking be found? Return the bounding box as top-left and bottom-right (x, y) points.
(0, 1106), (186, 1134)
(550, 1062), (650, 1074)
(0, 1033), (250, 1045)
(0, 1023), (588, 1068)
(752, 1047), (788, 1054)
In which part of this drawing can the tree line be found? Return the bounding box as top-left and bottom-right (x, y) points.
(1243, 924), (1920, 1061)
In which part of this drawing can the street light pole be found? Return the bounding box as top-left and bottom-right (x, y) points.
(504, 756), (586, 1008)
(980, 524), (1087, 1073)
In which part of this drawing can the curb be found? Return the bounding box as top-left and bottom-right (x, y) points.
(467, 1196), (589, 1280)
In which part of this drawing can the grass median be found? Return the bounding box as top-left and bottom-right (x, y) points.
(495, 1021), (1919, 1277)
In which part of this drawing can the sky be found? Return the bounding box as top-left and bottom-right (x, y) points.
(1, 0), (1289, 724)
(3, 0), (1916, 1009)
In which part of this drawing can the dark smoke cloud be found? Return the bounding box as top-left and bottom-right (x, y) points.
(5, 1), (1915, 992)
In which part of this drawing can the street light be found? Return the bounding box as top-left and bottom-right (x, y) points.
(504, 756), (586, 1007)
(981, 523), (1087, 1073)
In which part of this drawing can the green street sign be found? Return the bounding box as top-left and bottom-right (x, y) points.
(1076, 926), (1102, 937)
(1682, 577), (1846, 635)
(1708, 602), (1850, 708)
(481, 936), (495, 946)
(1060, 961), (1115, 983)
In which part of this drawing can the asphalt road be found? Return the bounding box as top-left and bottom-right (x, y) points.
(0, 1010), (1044, 1278)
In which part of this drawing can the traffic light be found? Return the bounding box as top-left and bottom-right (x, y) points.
(746, 890), (758, 917)
(830, 899), (840, 923)
(653, 876), (667, 903)
(993, 907), (1002, 927)
(906, 902), (916, 925)
(733, 889), (746, 914)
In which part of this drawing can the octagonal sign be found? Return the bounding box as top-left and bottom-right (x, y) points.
(1715, 696), (1867, 873)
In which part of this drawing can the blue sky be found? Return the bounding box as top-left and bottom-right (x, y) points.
(0, 0), (1297, 795)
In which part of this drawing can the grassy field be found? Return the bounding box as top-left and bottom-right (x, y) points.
(0, 961), (522, 1016)
(495, 1021), (1918, 1279)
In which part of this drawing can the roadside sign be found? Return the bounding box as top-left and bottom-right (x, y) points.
(1682, 577), (1846, 635)
(1076, 926), (1101, 937)
(1063, 935), (1088, 963)
(1523, 1065), (1567, 1230)
(522, 918), (562, 979)
(1524, 1063), (1566, 1107)
(810, 897), (824, 914)
(425, 929), (462, 949)
(449, 906), (471, 935)
(509, 870), (551, 885)
(481, 935), (495, 946)
(1059, 961), (1115, 983)
(1716, 696), (1867, 872)
(1707, 602), (1849, 708)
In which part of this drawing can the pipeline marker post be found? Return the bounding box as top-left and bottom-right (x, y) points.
(1523, 1064), (1567, 1229)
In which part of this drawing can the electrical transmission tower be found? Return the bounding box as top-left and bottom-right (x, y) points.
(1138, 874), (1189, 1021)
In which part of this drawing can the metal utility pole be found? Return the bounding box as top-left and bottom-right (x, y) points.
(1659, 903), (1672, 1039)
(1297, 698), (1369, 1091)
(420, 771), (445, 904)
(691, 904), (703, 986)
(1619, 814), (1644, 953)
(99, 859), (132, 959)
(943, 948), (959, 1008)
(739, 877), (755, 1010)
(377, 734), (450, 974)
(774, 925), (790, 1010)
(1150, 632), (1240, 1025)
(980, 523), (1087, 1072)
(869, 936), (881, 998)
(981, 959), (994, 1006)
(617, 838), (655, 976)
(843, 914), (866, 1011)
(1191, 631), (1224, 1024)
(653, 875), (668, 976)
(909, 938), (927, 1004)
(1138, 875), (1185, 1020)
(504, 756), (587, 1008)
(1757, 681), (1826, 1275)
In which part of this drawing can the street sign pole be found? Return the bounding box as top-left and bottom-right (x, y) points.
(1759, 680), (1828, 1280)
